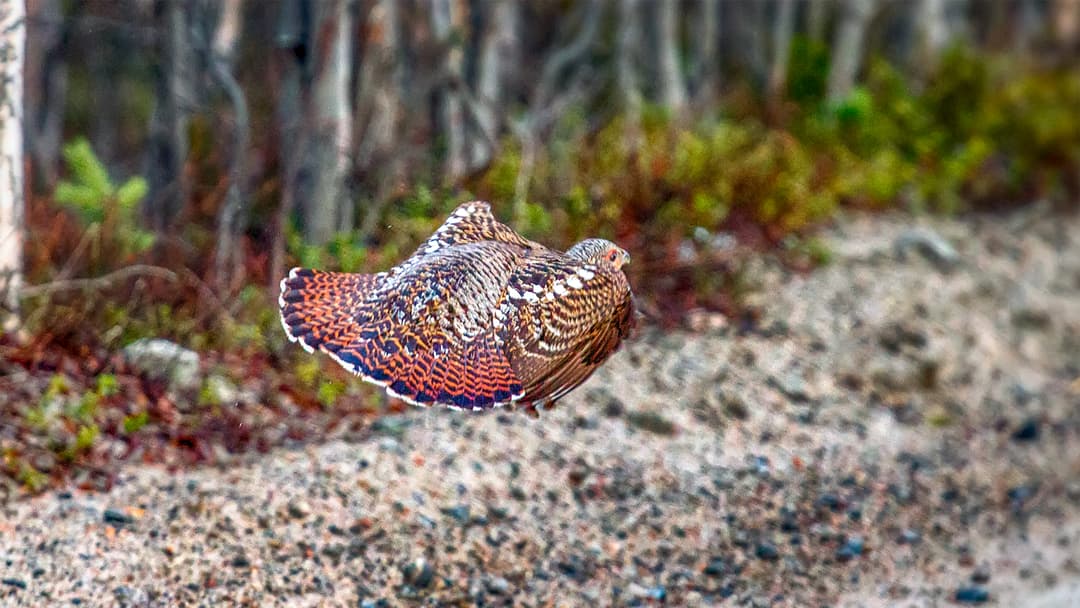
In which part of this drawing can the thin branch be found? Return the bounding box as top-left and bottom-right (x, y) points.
(210, 49), (250, 292)
(19, 265), (179, 298)
(534, 0), (601, 109)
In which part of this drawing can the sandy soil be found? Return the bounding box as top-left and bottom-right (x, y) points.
(1, 206), (1078, 606)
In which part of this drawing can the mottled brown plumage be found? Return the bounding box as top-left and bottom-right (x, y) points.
(279, 201), (636, 413)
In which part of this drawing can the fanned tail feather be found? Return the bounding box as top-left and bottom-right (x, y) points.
(280, 267), (523, 410)
(279, 268), (383, 356)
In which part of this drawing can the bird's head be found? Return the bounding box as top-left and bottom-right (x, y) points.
(566, 238), (631, 271)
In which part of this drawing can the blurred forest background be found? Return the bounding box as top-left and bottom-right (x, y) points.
(0, 0), (1078, 494)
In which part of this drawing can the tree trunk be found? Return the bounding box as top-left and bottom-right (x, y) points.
(916, 0), (949, 66)
(768, 0), (797, 106)
(145, 0), (192, 232)
(654, 0), (686, 112)
(304, 0), (354, 245)
(806, 0), (832, 42)
(468, 0), (516, 172)
(355, 0), (405, 240)
(0, 0), (25, 333)
(1054, 0), (1080, 52)
(687, 0), (719, 103)
(270, 0), (306, 295)
(827, 0), (876, 103)
(24, 0), (66, 189)
(430, 0), (467, 183)
(616, 0), (643, 125)
(211, 0), (249, 291)
(357, 0), (402, 172)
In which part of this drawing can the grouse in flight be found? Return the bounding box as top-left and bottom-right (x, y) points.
(279, 201), (636, 415)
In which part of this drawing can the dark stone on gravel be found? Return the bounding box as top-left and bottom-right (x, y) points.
(878, 322), (928, 353)
(703, 557), (727, 577)
(103, 509), (133, 525)
(971, 566), (991, 584)
(286, 500), (311, 519)
(589, 389), (625, 418)
(486, 576), (510, 594)
(836, 536), (865, 561)
(954, 586), (990, 603)
(322, 543), (346, 560)
(816, 493), (843, 512)
(440, 505), (470, 523)
(894, 228), (960, 272)
(230, 555), (251, 568)
(370, 416), (411, 438)
(626, 410), (677, 435)
(1, 578), (26, 590)
(897, 529), (921, 544)
(1007, 485), (1036, 510)
(401, 558), (435, 589)
(1011, 418), (1041, 442)
(755, 542), (780, 561)
(768, 373), (810, 402)
(723, 394), (750, 420)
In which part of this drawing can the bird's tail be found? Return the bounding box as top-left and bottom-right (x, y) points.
(278, 267), (382, 355)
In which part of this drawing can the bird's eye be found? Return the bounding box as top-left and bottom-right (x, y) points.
(608, 250), (618, 262)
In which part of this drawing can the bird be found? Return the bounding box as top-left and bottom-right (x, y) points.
(278, 200), (636, 415)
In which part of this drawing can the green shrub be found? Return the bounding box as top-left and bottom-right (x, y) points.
(54, 138), (154, 263)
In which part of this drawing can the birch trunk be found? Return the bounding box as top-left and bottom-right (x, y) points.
(655, 0), (686, 111)
(0, 0), (25, 332)
(827, 0), (876, 103)
(768, 0), (797, 105)
(616, 0), (642, 124)
(431, 0), (467, 183)
(211, 0), (249, 290)
(688, 0), (719, 102)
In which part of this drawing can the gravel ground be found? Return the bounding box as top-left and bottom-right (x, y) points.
(2, 207), (1079, 607)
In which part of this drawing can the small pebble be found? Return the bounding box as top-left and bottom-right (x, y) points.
(102, 509), (133, 525)
(402, 558), (435, 589)
(486, 576), (510, 595)
(954, 586), (990, 603)
(897, 529), (921, 544)
(286, 500), (311, 519)
(755, 542), (779, 561)
(440, 505), (470, 523)
(1011, 418), (1040, 442)
(971, 566), (991, 584)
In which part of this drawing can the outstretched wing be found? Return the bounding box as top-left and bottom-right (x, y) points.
(411, 201), (535, 259)
(282, 242), (528, 410)
(500, 252), (636, 409)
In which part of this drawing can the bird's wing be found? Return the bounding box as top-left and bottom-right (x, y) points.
(500, 252), (636, 409)
(411, 201), (535, 259)
(283, 242), (527, 410)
